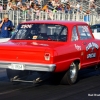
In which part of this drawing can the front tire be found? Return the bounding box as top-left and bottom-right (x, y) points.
(60, 62), (78, 85)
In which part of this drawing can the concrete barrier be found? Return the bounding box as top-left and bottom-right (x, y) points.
(0, 38), (10, 42)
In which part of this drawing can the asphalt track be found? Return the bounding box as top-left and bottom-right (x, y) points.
(0, 68), (100, 100)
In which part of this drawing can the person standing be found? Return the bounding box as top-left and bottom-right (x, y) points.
(0, 14), (14, 38)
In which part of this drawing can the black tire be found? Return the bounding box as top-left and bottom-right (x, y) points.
(60, 62), (78, 85)
(6, 69), (29, 81)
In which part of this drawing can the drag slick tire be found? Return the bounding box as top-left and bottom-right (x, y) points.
(6, 69), (29, 81)
(60, 62), (78, 85)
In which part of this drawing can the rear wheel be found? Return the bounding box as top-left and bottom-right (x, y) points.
(60, 62), (78, 85)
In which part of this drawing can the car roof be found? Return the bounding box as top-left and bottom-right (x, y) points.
(20, 20), (87, 26)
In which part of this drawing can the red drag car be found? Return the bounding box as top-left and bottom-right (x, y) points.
(0, 20), (99, 85)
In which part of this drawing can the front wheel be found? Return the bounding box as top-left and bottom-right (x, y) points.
(60, 62), (78, 85)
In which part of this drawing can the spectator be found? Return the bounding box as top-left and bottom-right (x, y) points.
(30, 0), (34, 5)
(79, 6), (83, 13)
(17, 0), (22, 8)
(3, 4), (7, 10)
(0, 14), (14, 38)
(76, 2), (80, 12)
(0, 4), (3, 12)
(7, 0), (12, 10)
(37, 0), (42, 5)
(65, 4), (73, 14)
(42, 3), (48, 11)
(8, 0), (17, 10)
(47, 0), (54, 10)
(53, 0), (60, 7)
(61, 7), (65, 12)
(61, 0), (69, 4)
(25, 1), (30, 9)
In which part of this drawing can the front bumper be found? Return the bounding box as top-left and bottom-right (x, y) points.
(0, 61), (56, 72)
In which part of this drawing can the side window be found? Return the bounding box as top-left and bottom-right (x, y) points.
(78, 25), (92, 40)
(71, 26), (78, 41)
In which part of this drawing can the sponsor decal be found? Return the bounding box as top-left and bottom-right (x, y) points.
(74, 44), (81, 51)
(86, 42), (99, 59)
(87, 53), (96, 58)
(21, 24), (32, 28)
(82, 26), (89, 32)
(86, 42), (99, 51)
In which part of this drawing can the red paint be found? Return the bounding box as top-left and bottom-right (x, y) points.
(0, 21), (100, 72)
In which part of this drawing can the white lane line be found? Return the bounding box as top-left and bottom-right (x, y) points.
(0, 70), (6, 73)
(0, 85), (34, 95)
(0, 88), (23, 95)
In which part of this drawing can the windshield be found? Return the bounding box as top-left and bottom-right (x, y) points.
(11, 24), (68, 42)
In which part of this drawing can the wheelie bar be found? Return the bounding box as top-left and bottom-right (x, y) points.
(10, 72), (51, 84)
(10, 77), (42, 84)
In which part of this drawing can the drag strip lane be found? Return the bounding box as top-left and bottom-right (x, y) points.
(0, 68), (100, 100)
(0, 83), (35, 95)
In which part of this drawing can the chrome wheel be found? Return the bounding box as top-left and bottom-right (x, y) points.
(70, 63), (77, 82)
(60, 62), (78, 85)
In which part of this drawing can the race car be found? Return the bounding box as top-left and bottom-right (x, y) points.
(0, 20), (100, 85)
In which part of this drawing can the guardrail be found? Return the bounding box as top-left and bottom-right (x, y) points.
(0, 10), (100, 26)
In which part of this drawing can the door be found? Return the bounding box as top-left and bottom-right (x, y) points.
(77, 25), (99, 67)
